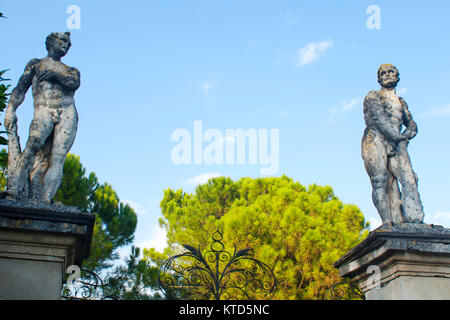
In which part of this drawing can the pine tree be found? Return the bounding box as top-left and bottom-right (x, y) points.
(145, 176), (369, 299)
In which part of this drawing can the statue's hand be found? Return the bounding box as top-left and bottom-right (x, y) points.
(392, 134), (406, 144)
(37, 69), (56, 82)
(4, 107), (17, 132)
(403, 128), (417, 140)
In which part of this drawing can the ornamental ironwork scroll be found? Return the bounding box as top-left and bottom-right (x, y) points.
(325, 280), (365, 300)
(158, 229), (277, 300)
(62, 268), (119, 300)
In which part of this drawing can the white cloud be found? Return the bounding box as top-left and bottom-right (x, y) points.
(419, 104), (450, 118)
(123, 199), (149, 215)
(136, 226), (168, 253)
(276, 9), (298, 25)
(329, 97), (362, 121)
(396, 87), (407, 96)
(202, 82), (212, 96)
(186, 172), (221, 186)
(434, 211), (450, 220)
(368, 217), (382, 231)
(248, 40), (258, 47)
(340, 97), (362, 112)
(296, 39), (333, 66)
(279, 109), (288, 117)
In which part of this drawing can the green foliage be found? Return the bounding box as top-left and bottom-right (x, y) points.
(0, 70), (10, 166)
(1, 16), (11, 174)
(54, 154), (98, 210)
(0, 69), (9, 114)
(100, 246), (163, 300)
(145, 175), (369, 300)
(0, 149), (6, 191)
(92, 184), (138, 248)
(55, 154), (138, 272)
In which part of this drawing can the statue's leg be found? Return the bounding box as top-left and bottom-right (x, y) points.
(387, 156), (403, 223)
(362, 130), (391, 224)
(9, 107), (54, 200)
(42, 105), (78, 203)
(6, 114), (23, 198)
(30, 136), (52, 201)
(392, 141), (424, 223)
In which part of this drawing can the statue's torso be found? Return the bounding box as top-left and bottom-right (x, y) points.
(381, 90), (403, 133)
(31, 58), (75, 109)
(364, 90), (404, 138)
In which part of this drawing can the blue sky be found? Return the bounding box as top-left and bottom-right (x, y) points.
(1, 1), (450, 255)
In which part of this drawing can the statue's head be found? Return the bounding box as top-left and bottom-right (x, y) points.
(378, 64), (400, 89)
(45, 32), (71, 58)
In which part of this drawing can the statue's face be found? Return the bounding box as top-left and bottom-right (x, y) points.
(46, 32), (71, 57)
(378, 64), (399, 88)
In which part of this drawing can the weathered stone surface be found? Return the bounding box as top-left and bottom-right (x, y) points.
(334, 223), (450, 300)
(4, 32), (80, 203)
(0, 256), (64, 299)
(362, 64), (424, 225)
(0, 198), (84, 215)
(0, 201), (94, 299)
(335, 223), (450, 269)
(0, 200), (94, 265)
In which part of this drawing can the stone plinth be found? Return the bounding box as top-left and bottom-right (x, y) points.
(334, 223), (450, 300)
(0, 200), (95, 300)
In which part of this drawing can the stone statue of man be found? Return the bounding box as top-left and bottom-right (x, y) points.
(4, 32), (80, 203)
(362, 64), (424, 225)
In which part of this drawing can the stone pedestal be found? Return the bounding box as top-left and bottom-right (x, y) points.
(334, 223), (450, 300)
(0, 200), (95, 300)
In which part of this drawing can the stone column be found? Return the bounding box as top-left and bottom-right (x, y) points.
(0, 200), (95, 300)
(334, 223), (450, 300)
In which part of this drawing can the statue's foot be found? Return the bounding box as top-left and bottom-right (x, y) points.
(402, 198), (425, 223)
(377, 221), (394, 230)
(4, 187), (29, 201)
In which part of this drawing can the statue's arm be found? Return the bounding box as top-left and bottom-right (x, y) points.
(400, 98), (418, 140)
(8, 59), (38, 111)
(37, 65), (80, 92)
(364, 91), (405, 143)
(58, 67), (80, 92)
(4, 59), (38, 131)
